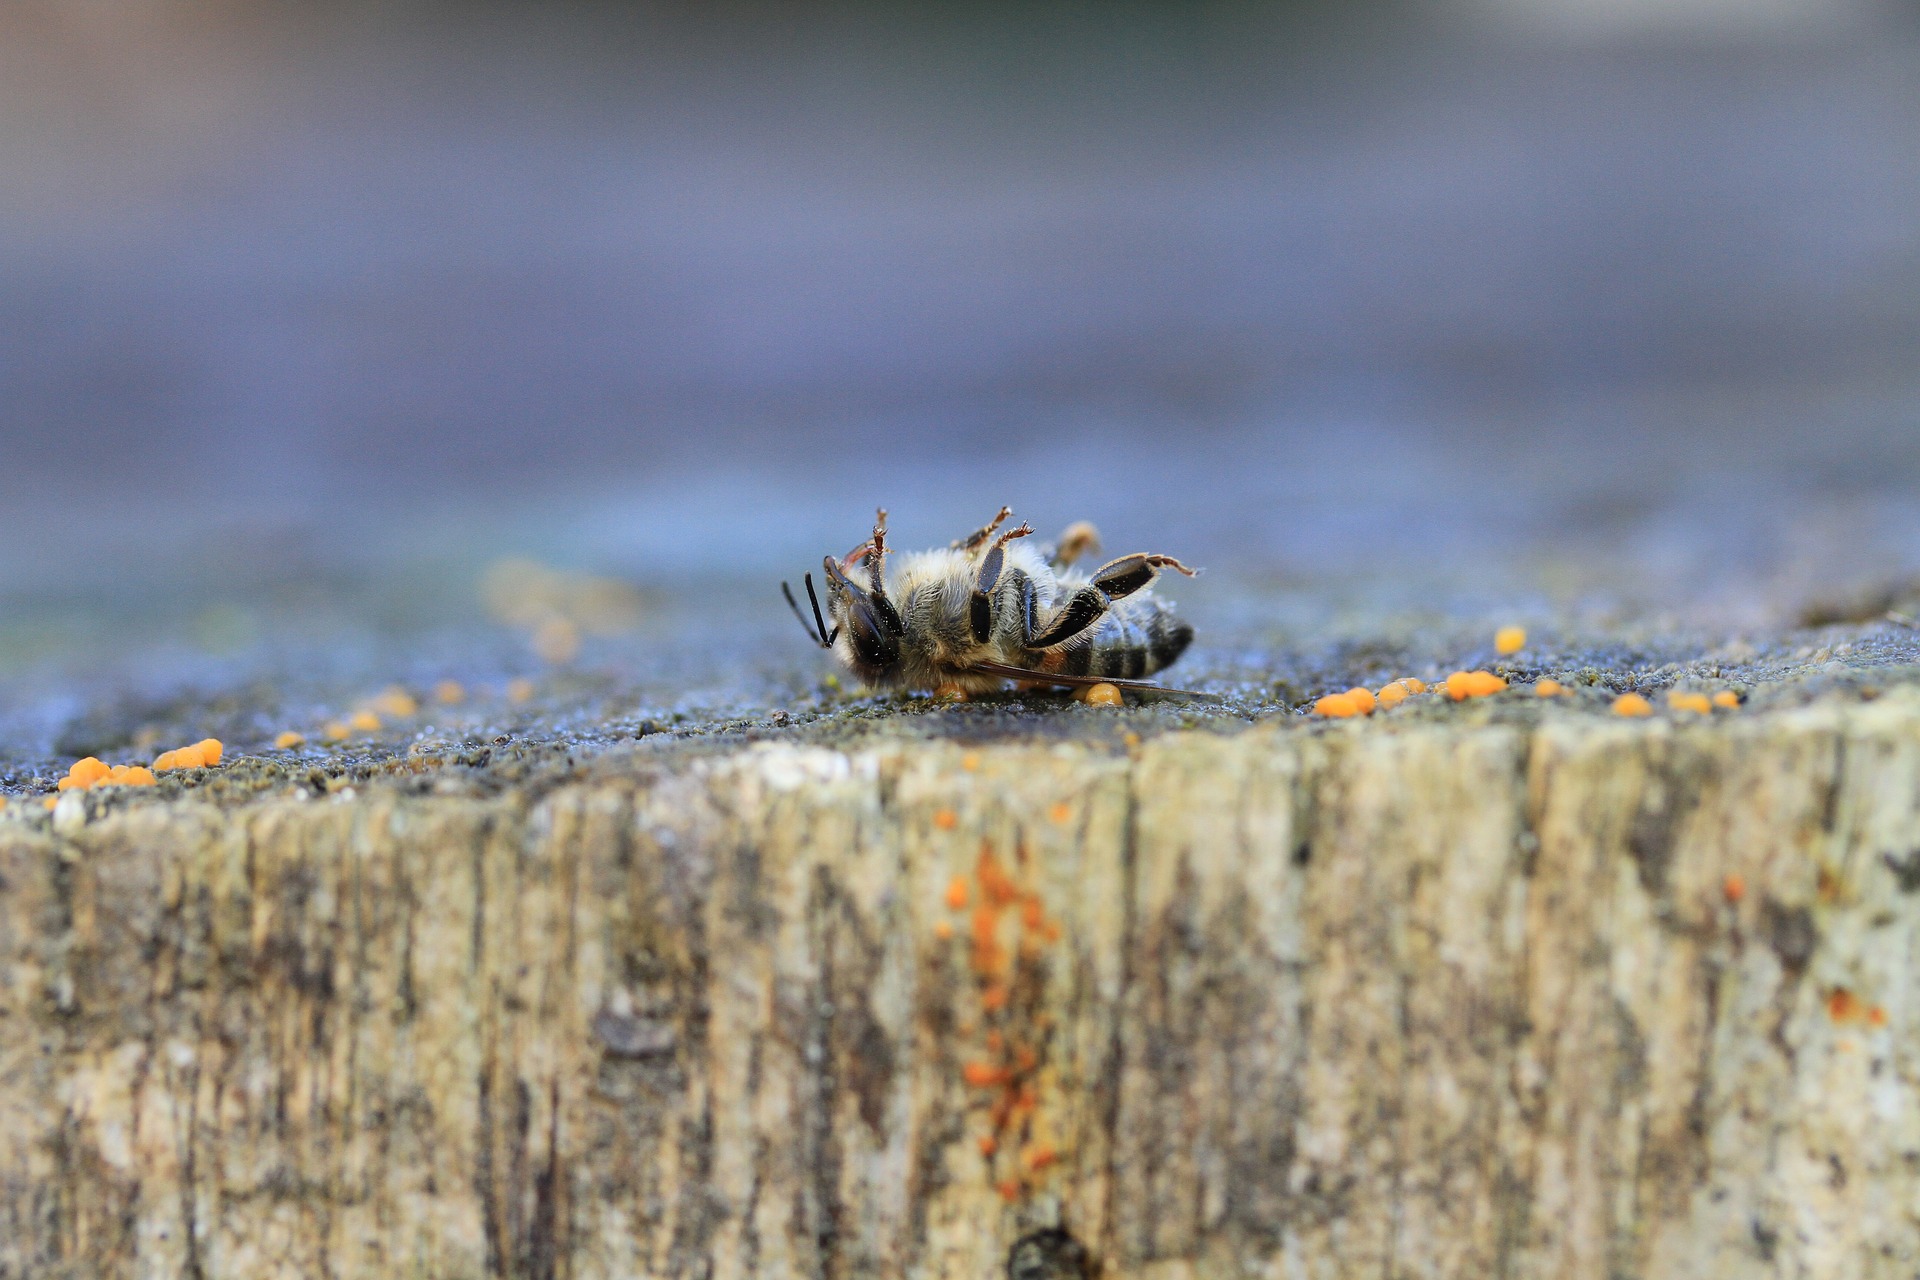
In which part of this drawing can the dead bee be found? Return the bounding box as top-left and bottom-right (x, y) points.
(783, 507), (1206, 698)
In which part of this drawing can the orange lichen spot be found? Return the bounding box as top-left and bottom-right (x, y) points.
(506, 677), (535, 704)
(168, 743), (207, 769)
(977, 849), (1019, 907)
(997, 1179), (1022, 1202)
(1014, 1045), (1039, 1073)
(372, 686), (418, 718)
(986, 1030), (1004, 1052)
(1611, 693), (1653, 717)
(1401, 677), (1428, 693)
(1722, 873), (1746, 904)
(70, 758), (109, 785)
(43, 796), (57, 810)
(960, 750), (982, 772)
(1081, 682), (1123, 707)
(1344, 687), (1377, 713)
(1376, 683), (1408, 709)
(971, 906), (1004, 977)
(981, 984), (1009, 1012)
(1447, 671), (1507, 700)
(349, 710), (382, 734)
(1012, 1085), (1038, 1119)
(1023, 1144), (1059, 1173)
(1042, 919), (1062, 943)
(1869, 1005), (1889, 1028)
(1712, 690), (1740, 709)
(933, 683), (970, 703)
(1536, 679), (1564, 698)
(1314, 693), (1361, 718)
(153, 750), (178, 771)
(933, 808), (958, 831)
(933, 920), (954, 940)
(121, 767), (156, 786)
(946, 874), (970, 910)
(1021, 896), (1046, 932)
(323, 721), (351, 743)
(1667, 691), (1712, 715)
(434, 680), (467, 705)
(962, 1061), (1010, 1088)
(54, 777), (77, 792)
(978, 1135), (998, 1157)
(1828, 988), (1865, 1023)
(274, 731), (305, 750)
(196, 739), (223, 767)
(1048, 801), (1072, 825)
(1495, 626), (1527, 655)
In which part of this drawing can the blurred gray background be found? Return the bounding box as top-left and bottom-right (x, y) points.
(2, 0), (1918, 690)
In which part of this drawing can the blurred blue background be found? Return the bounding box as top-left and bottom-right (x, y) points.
(2, 0), (1918, 642)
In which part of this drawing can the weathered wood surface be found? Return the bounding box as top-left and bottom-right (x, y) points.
(4, 691), (1920, 1279)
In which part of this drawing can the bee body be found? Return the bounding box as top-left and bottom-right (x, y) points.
(784, 508), (1198, 697)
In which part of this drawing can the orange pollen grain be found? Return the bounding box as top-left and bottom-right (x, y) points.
(1081, 683), (1123, 707)
(349, 710), (381, 733)
(1535, 679), (1564, 698)
(69, 757), (109, 784)
(1611, 693), (1653, 718)
(1401, 677), (1428, 693)
(1712, 690), (1740, 709)
(1495, 626), (1527, 655)
(1722, 873), (1746, 904)
(946, 875), (970, 910)
(274, 731), (305, 750)
(1314, 693), (1361, 718)
(1344, 687), (1377, 714)
(962, 1062), (1009, 1088)
(1463, 671), (1507, 697)
(1376, 683), (1408, 709)
(1667, 691), (1712, 715)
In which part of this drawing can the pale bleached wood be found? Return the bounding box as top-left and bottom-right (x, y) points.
(3, 692), (1920, 1278)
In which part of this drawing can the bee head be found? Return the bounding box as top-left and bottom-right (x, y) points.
(822, 554), (903, 679)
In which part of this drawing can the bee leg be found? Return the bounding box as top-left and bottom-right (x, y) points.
(969, 522), (1033, 643)
(1047, 521), (1102, 569)
(865, 508), (890, 595)
(1029, 584), (1110, 650)
(1088, 552), (1197, 602)
(953, 506), (1014, 551)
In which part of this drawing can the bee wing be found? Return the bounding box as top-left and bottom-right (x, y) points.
(965, 660), (1223, 703)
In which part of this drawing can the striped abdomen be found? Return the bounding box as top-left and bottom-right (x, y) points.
(1047, 601), (1193, 681)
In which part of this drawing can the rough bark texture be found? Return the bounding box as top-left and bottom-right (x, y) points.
(3, 691), (1919, 1279)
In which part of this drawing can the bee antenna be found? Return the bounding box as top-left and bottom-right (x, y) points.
(782, 578), (829, 648)
(804, 572), (836, 647)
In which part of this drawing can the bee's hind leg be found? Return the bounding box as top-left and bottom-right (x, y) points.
(1028, 552), (1196, 650)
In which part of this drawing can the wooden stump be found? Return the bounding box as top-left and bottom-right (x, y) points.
(3, 691), (1919, 1278)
